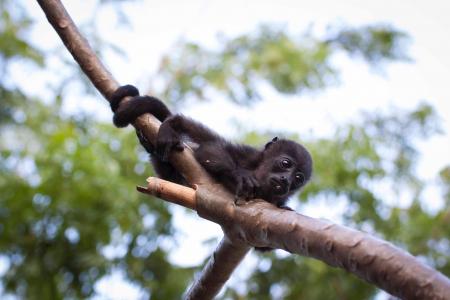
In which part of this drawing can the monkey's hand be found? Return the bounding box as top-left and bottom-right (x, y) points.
(232, 169), (259, 202)
(156, 120), (184, 161)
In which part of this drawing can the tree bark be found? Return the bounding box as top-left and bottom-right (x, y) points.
(142, 178), (450, 300)
(37, 1), (450, 299)
(36, 1), (249, 298)
(185, 237), (250, 300)
(197, 184), (450, 300)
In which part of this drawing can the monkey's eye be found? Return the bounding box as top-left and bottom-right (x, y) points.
(280, 159), (292, 169)
(294, 172), (305, 185)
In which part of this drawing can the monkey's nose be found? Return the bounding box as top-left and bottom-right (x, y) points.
(270, 177), (289, 195)
(279, 177), (290, 192)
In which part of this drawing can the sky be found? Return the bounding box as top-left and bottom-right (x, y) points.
(24, 0), (450, 174)
(16, 0), (450, 298)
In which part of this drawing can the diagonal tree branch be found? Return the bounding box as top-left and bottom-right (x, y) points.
(139, 179), (250, 299)
(142, 177), (450, 300)
(35, 0), (208, 184)
(36, 1), (249, 298)
(37, 1), (450, 299)
(185, 237), (249, 299)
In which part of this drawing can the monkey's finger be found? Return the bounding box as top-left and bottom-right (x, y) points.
(162, 144), (173, 162)
(235, 177), (243, 199)
(249, 177), (259, 199)
(234, 192), (241, 204)
(244, 176), (258, 198)
(156, 142), (168, 161)
(243, 177), (253, 200)
(174, 142), (184, 152)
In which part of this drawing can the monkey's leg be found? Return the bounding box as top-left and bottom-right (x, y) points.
(136, 130), (186, 185)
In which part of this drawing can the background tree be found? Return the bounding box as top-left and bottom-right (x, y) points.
(0, 0), (448, 299)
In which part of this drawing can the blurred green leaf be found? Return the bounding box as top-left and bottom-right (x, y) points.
(1, 0), (447, 299)
(158, 24), (410, 105)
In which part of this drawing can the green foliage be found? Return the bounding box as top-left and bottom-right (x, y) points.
(245, 256), (376, 300)
(0, 95), (192, 298)
(0, 0), (43, 65)
(0, 4), (193, 298)
(1, 1), (447, 299)
(233, 105), (449, 299)
(439, 166), (450, 204)
(331, 25), (410, 64)
(158, 25), (409, 105)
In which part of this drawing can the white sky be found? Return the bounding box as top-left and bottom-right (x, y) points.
(12, 0), (450, 298)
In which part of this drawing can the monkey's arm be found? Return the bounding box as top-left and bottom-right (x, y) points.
(156, 116), (261, 199)
(195, 142), (261, 200)
(155, 114), (223, 160)
(160, 114), (223, 143)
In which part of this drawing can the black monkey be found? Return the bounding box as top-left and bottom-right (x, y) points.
(110, 85), (312, 208)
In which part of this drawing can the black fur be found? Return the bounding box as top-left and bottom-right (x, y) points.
(110, 85), (313, 208)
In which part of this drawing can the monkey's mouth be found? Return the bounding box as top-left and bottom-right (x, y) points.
(269, 178), (288, 195)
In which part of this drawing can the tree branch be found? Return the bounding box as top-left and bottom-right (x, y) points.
(137, 177), (197, 210)
(142, 177), (450, 300)
(35, 0), (208, 184)
(185, 237), (250, 299)
(37, 1), (450, 299)
(36, 1), (249, 298)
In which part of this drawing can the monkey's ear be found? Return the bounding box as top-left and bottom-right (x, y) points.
(264, 136), (278, 150)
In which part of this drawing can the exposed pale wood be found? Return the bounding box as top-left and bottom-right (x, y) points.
(37, 2), (450, 299)
(36, 1), (249, 298)
(137, 177), (196, 210)
(144, 180), (450, 300)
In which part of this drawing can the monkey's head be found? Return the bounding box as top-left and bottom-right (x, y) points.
(254, 137), (312, 205)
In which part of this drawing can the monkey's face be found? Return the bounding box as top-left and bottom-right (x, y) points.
(254, 139), (312, 204)
(255, 155), (305, 202)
